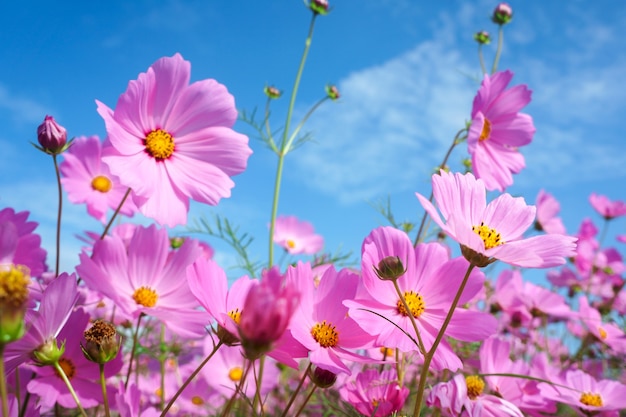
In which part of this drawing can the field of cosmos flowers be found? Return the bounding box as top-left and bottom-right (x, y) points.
(2, 1), (626, 416)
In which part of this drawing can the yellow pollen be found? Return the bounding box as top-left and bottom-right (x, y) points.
(191, 396), (204, 406)
(132, 286), (158, 307)
(228, 367), (243, 382)
(228, 309), (241, 325)
(397, 291), (425, 318)
(311, 320), (339, 348)
(91, 175), (112, 193)
(479, 118), (492, 141)
(465, 375), (485, 399)
(598, 326), (607, 340)
(145, 129), (175, 160)
(472, 222), (504, 249)
(55, 358), (76, 380)
(579, 392), (603, 407)
(155, 388), (163, 398)
(380, 347), (394, 358)
(0, 265), (30, 308)
(372, 398), (380, 407)
(286, 239), (296, 249)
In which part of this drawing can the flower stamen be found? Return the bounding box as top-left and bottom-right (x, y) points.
(472, 222), (504, 249)
(465, 375), (485, 399)
(91, 175), (112, 193)
(479, 118), (492, 141)
(228, 367), (243, 382)
(580, 391), (603, 407)
(311, 320), (339, 348)
(55, 357), (77, 380)
(397, 291), (425, 318)
(145, 129), (175, 160)
(228, 308), (241, 325)
(132, 286), (158, 307)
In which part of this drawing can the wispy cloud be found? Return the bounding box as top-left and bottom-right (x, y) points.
(0, 84), (52, 126)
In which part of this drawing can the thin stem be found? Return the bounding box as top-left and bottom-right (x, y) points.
(124, 314), (143, 389)
(220, 360), (253, 417)
(52, 154), (63, 277)
(99, 363), (111, 417)
(252, 355), (266, 415)
(280, 362), (312, 417)
(0, 345), (9, 417)
(478, 44), (487, 76)
(293, 384), (317, 417)
(18, 372), (35, 417)
(264, 98), (278, 152)
(491, 25), (504, 74)
(160, 341), (223, 417)
(413, 263), (475, 417)
(391, 280), (426, 355)
(284, 97), (329, 152)
(268, 13), (318, 267)
(53, 361), (88, 417)
(100, 187), (133, 240)
(159, 324), (166, 411)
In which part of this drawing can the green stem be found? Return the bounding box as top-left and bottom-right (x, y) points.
(413, 263), (475, 417)
(124, 314), (143, 389)
(491, 25), (504, 74)
(53, 360), (88, 417)
(159, 324), (166, 411)
(160, 341), (223, 417)
(293, 384), (317, 417)
(252, 355), (266, 415)
(52, 154), (63, 277)
(264, 98), (278, 153)
(478, 44), (487, 76)
(0, 345), (9, 417)
(99, 363), (111, 417)
(268, 14), (318, 267)
(220, 360), (253, 417)
(100, 187), (133, 240)
(280, 362), (312, 417)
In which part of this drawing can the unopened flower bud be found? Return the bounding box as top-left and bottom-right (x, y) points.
(264, 85), (282, 99)
(0, 265), (30, 343)
(374, 256), (406, 281)
(325, 84), (340, 100)
(460, 245), (497, 268)
(309, 366), (337, 388)
(33, 339), (65, 365)
(170, 237), (185, 249)
(216, 324), (240, 347)
(35, 115), (70, 155)
(474, 30), (491, 45)
(81, 320), (121, 364)
(492, 3), (513, 25)
(308, 0), (329, 15)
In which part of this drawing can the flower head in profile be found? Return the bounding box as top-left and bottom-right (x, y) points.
(417, 171), (577, 268)
(60, 135), (137, 223)
(467, 70), (535, 191)
(98, 53), (252, 227)
(35, 115), (70, 155)
(273, 215), (324, 255)
(589, 193), (626, 220)
(534, 190), (566, 234)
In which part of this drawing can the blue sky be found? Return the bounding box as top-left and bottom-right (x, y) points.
(1, 0), (625, 280)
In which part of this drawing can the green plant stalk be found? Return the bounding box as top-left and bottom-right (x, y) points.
(478, 44), (487, 75)
(252, 355), (266, 415)
(53, 360), (88, 417)
(268, 13), (318, 267)
(99, 363), (111, 417)
(280, 362), (312, 417)
(413, 263), (475, 417)
(160, 340), (223, 417)
(293, 384), (318, 417)
(52, 154), (63, 277)
(491, 25), (504, 74)
(100, 187), (133, 239)
(159, 324), (166, 411)
(0, 344), (9, 417)
(124, 314), (143, 389)
(220, 360), (253, 417)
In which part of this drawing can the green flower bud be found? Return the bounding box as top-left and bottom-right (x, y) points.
(374, 256), (406, 281)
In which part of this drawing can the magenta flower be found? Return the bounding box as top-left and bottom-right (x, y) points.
(339, 369), (409, 417)
(589, 193), (626, 220)
(36, 115), (68, 154)
(286, 263), (376, 375)
(535, 190), (566, 234)
(0, 207), (47, 278)
(417, 170), (577, 268)
(60, 135), (138, 223)
(76, 224), (209, 337)
(346, 226), (496, 371)
(467, 70), (535, 191)
(273, 215), (324, 255)
(98, 53), (252, 227)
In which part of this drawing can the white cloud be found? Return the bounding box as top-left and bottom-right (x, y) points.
(0, 84), (52, 125)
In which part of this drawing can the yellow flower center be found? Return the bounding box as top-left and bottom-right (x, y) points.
(228, 308), (241, 325)
(145, 129), (175, 160)
(91, 175), (112, 193)
(311, 320), (339, 348)
(155, 388), (163, 398)
(397, 291), (425, 318)
(472, 222), (504, 249)
(132, 286), (158, 307)
(465, 375), (485, 399)
(191, 396), (204, 406)
(579, 392), (603, 407)
(380, 347), (394, 358)
(286, 239), (296, 249)
(598, 326), (607, 340)
(55, 357), (76, 380)
(228, 367), (243, 382)
(479, 118), (492, 141)
(0, 265), (30, 308)
(372, 398), (379, 407)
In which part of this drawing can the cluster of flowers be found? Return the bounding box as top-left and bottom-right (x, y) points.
(1, 2), (625, 417)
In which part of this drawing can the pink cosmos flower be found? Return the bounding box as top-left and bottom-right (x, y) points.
(98, 53), (252, 227)
(534, 190), (566, 234)
(339, 369), (409, 417)
(346, 226), (497, 371)
(589, 193), (626, 220)
(577, 296), (626, 354)
(60, 135), (138, 224)
(467, 70), (535, 191)
(286, 263), (376, 375)
(76, 224), (209, 337)
(0, 207), (47, 278)
(273, 215), (324, 255)
(417, 170), (577, 268)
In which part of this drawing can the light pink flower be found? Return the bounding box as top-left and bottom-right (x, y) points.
(589, 193), (626, 220)
(0, 207), (47, 278)
(467, 70), (535, 191)
(577, 296), (626, 354)
(340, 369), (409, 417)
(98, 53), (252, 227)
(60, 135), (138, 224)
(417, 170), (577, 268)
(534, 190), (566, 234)
(273, 215), (324, 255)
